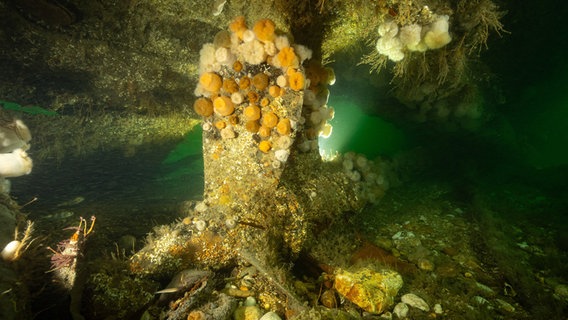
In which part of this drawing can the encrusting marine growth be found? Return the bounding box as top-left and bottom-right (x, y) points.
(125, 16), (398, 319)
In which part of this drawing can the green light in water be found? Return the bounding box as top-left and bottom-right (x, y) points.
(319, 94), (408, 159)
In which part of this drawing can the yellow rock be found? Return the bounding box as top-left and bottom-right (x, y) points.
(333, 267), (403, 314)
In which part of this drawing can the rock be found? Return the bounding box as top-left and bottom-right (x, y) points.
(433, 303), (443, 314)
(474, 281), (496, 297)
(118, 235), (137, 251)
(495, 298), (515, 313)
(158, 269), (211, 302)
(393, 302), (409, 318)
(417, 258), (434, 271)
(187, 310), (207, 320)
(554, 284), (568, 302)
(0, 204), (16, 247)
(244, 296), (257, 306)
(259, 311), (282, 320)
(471, 295), (490, 307)
(334, 267), (403, 314)
(401, 293), (429, 312)
(234, 305), (263, 320)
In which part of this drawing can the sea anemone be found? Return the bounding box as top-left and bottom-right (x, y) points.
(220, 126), (236, 139)
(231, 92), (244, 104)
(215, 47), (234, 65)
(276, 47), (299, 69)
(260, 97), (270, 107)
(288, 70), (305, 91)
(239, 77), (250, 90)
(213, 30), (231, 48)
(215, 120), (226, 130)
(245, 120), (260, 133)
(253, 19), (276, 42)
(238, 40), (267, 65)
(423, 15), (452, 49)
(244, 105), (261, 121)
(399, 24), (422, 51)
(247, 91), (259, 103)
(276, 118), (291, 135)
(261, 111), (279, 128)
(258, 140), (271, 153)
(274, 35), (290, 50)
(268, 85), (281, 97)
(198, 44), (217, 73)
(193, 97), (214, 117)
(276, 75), (287, 87)
(252, 73), (269, 91)
(199, 72), (223, 93)
(242, 30), (256, 43)
(293, 44), (312, 63)
(258, 126), (271, 138)
(229, 16), (247, 39)
(223, 78), (239, 93)
(233, 60), (243, 72)
(213, 96), (235, 116)
(264, 41), (277, 56)
(0, 149), (33, 177)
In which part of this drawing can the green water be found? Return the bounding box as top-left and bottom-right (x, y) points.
(319, 94), (409, 158)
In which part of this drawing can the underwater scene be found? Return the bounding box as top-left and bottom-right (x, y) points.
(1, 0), (567, 319)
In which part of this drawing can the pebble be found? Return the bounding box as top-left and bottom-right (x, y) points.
(417, 258), (435, 271)
(495, 298), (515, 313)
(393, 302), (409, 318)
(471, 295), (490, 307)
(259, 311), (282, 320)
(244, 296), (257, 306)
(433, 303), (443, 314)
(401, 293), (430, 312)
(194, 220), (207, 231)
(118, 235), (137, 250)
(195, 202), (208, 212)
(274, 149), (290, 162)
(225, 218), (237, 229)
(475, 281), (496, 297)
(220, 126), (236, 139)
(554, 284), (568, 301)
(233, 305), (263, 320)
(1, 240), (21, 261)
